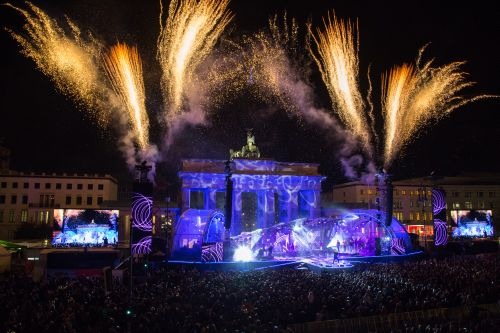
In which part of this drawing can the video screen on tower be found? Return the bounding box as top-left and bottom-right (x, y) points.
(450, 209), (493, 238)
(51, 209), (119, 246)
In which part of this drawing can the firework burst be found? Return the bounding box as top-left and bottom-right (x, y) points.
(309, 12), (373, 157)
(4, 2), (110, 125)
(156, 0), (233, 120)
(382, 49), (491, 169)
(103, 43), (150, 150)
(309, 13), (493, 171)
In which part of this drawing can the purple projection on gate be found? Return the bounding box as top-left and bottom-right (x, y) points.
(432, 188), (448, 246)
(178, 158), (325, 237)
(131, 192), (153, 254)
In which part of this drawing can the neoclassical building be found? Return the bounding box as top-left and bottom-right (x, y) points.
(178, 133), (325, 236)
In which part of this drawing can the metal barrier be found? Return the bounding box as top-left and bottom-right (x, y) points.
(290, 304), (499, 333)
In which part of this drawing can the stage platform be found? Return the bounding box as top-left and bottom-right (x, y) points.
(162, 251), (425, 272)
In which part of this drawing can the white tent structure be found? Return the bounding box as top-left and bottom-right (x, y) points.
(0, 246), (11, 273)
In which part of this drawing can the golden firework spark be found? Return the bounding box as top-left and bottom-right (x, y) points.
(4, 2), (109, 124)
(210, 13), (303, 113)
(103, 43), (150, 149)
(157, 0), (233, 119)
(381, 51), (489, 169)
(309, 12), (373, 156)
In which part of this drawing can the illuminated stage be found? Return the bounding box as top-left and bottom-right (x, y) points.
(170, 207), (415, 268)
(172, 154), (415, 266)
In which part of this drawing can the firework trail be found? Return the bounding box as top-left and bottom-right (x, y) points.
(4, 2), (111, 125)
(309, 13), (373, 157)
(156, 0), (232, 121)
(382, 48), (492, 169)
(103, 43), (150, 150)
(309, 14), (494, 172)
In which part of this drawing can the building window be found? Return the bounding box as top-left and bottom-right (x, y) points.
(401, 190), (406, 195)
(97, 196), (103, 205)
(453, 192), (460, 197)
(0, 210), (3, 223)
(477, 192), (483, 198)
(77, 184), (83, 190)
(22, 195), (28, 204)
(409, 212), (414, 220)
(490, 202), (494, 209)
(0, 195), (5, 204)
(67, 184), (73, 190)
(39, 211), (49, 223)
(21, 210), (28, 222)
(0, 182), (6, 188)
(489, 192), (496, 198)
(410, 201), (413, 207)
(11, 195), (17, 204)
(56, 183), (62, 189)
(452, 202), (460, 209)
(360, 189), (364, 195)
(76, 196), (82, 205)
(8, 210), (15, 223)
(88, 184), (93, 190)
(416, 212), (420, 221)
(12, 182), (18, 189)
(478, 202), (485, 209)
(465, 192), (472, 198)
(45, 183), (51, 189)
(66, 196), (71, 205)
(465, 201), (473, 209)
(98, 184), (104, 190)
(34, 183), (40, 189)
(23, 182), (29, 189)
(87, 196), (93, 205)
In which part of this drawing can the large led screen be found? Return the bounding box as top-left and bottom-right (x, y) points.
(52, 209), (119, 246)
(450, 210), (493, 238)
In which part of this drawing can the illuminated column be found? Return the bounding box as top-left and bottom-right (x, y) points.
(277, 191), (289, 222)
(256, 190), (275, 229)
(289, 191), (299, 220)
(311, 190), (321, 218)
(181, 188), (190, 212)
(277, 190), (299, 222)
(231, 189), (242, 236)
(207, 189), (217, 209)
(298, 190), (320, 218)
(265, 189), (275, 228)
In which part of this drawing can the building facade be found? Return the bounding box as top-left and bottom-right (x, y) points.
(332, 174), (500, 238)
(0, 170), (118, 240)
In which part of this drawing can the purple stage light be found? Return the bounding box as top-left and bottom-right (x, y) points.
(132, 192), (153, 231)
(432, 189), (446, 215)
(434, 219), (448, 246)
(432, 188), (448, 246)
(131, 236), (152, 254)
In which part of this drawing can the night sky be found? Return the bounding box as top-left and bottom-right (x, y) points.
(1, 0), (499, 193)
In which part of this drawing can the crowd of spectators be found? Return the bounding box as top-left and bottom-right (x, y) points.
(0, 254), (498, 333)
